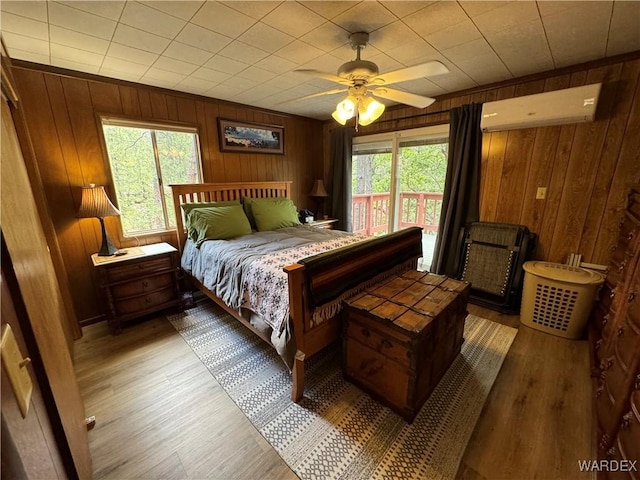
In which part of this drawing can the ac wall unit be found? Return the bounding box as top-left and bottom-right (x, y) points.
(480, 83), (601, 132)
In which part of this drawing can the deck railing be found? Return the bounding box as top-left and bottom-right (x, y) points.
(352, 192), (444, 235)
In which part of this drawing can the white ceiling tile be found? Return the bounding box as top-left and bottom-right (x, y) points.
(254, 55), (298, 74)
(57, 1), (126, 21)
(191, 2), (256, 38)
(204, 55), (249, 75)
(443, 38), (511, 84)
(384, 39), (439, 65)
(332, 1), (397, 33)
(48, 2), (117, 40)
(542, 3), (611, 67)
(428, 68), (476, 93)
(220, 75), (258, 90)
(369, 21), (423, 51)
(236, 65), (277, 83)
(143, 67), (186, 84)
(113, 24), (171, 54)
(50, 26), (109, 55)
(458, 1), (507, 18)
(191, 66), (232, 83)
(404, 2), (469, 37)
(221, 1), (282, 20)
(50, 57), (100, 74)
(50, 43), (104, 66)
(425, 20), (482, 51)
(299, 1), (360, 20)
(232, 84), (281, 103)
(163, 41), (213, 65)
(470, 1), (539, 34)
(175, 23), (233, 53)
(218, 40), (269, 64)
(261, 2), (325, 37)
(263, 73), (307, 90)
(300, 22), (350, 52)
(330, 42), (382, 62)
(98, 67), (142, 82)
(206, 83), (244, 98)
(1, 12), (49, 40)
(298, 53), (343, 73)
(2, 32), (50, 56)
(274, 40), (324, 65)
(1, 1), (47, 21)
(483, 19), (553, 76)
(119, 2), (186, 39)
(140, 77), (180, 89)
(140, 1), (205, 21)
(107, 42), (159, 66)
(152, 56), (199, 75)
(379, 1), (433, 19)
(237, 23), (295, 53)
(537, 1), (605, 18)
(177, 75), (219, 95)
(101, 56), (150, 76)
(606, 1), (640, 56)
(4, 48), (49, 65)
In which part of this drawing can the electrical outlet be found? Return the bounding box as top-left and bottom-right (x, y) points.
(536, 187), (547, 200)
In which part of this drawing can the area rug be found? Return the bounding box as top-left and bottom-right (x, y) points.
(168, 302), (517, 480)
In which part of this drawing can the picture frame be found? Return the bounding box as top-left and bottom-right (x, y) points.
(217, 118), (284, 155)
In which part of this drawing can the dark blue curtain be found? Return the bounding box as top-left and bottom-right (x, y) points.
(431, 103), (482, 276)
(328, 127), (353, 231)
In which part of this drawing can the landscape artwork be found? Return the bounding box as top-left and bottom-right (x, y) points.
(218, 118), (284, 154)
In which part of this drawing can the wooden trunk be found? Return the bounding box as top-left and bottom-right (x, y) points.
(342, 270), (470, 422)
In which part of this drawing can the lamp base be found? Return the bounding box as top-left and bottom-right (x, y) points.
(97, 217), (119, 256)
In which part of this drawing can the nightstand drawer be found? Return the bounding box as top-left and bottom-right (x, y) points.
(111, 273), (173, 298)
(106, 256), (173, 282)
(114, 288), (176, 316)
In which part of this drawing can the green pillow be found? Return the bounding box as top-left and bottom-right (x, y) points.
(188, 205), (252, 247)
(250, 197), (301, 232)
(243, 197), (257, 229)
(182, 201), (240, 240)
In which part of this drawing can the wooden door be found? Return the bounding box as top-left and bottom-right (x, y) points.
(1, 97), (92, 478)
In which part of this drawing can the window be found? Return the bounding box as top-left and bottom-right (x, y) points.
(101, 118), (202, 236)
(352, 125), (449, 269)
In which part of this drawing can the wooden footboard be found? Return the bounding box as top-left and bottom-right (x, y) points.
(284, 226), (423, 401)
(170, 182), (423, 403)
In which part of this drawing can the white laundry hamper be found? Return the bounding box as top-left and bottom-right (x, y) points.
(520, 261), (605, 339)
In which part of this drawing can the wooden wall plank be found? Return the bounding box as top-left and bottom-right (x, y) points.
(592, 59), (640, 264)
(119, 85), (141, 117)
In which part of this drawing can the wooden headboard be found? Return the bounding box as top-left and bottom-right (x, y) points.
(170, 181), (292, 253)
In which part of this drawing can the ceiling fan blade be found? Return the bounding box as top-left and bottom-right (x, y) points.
(370, 61), (449, 86)
(275, 88), (347, 106)
(294, 69), (352, 85)
(371, 88), (436, 109)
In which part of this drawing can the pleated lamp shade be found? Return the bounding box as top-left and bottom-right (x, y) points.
(78, 184), (120, 256)
(78, 184), (120, 219)
(309, 179), (328, 197)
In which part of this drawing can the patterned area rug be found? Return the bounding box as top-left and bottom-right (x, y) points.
(168, 302), (517, 480)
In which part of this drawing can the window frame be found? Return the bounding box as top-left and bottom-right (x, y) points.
(98, 115), (204, 239)
(352, 124), (450, 233)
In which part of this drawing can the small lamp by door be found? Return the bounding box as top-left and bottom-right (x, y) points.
(309, 179), (328, 218)
(77, 184), (121, 256)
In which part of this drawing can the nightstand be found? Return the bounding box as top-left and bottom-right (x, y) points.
(308, 218), (338, 230)
(92, 243), (182, 333)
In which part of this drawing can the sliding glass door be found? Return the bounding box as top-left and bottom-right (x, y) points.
(352, 125), (449, 270)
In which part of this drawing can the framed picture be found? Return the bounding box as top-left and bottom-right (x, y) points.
(217, 118), (284, 154)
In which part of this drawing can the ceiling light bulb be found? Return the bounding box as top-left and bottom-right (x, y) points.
(358, 97), (385, 126)
(331, 110), (348, 125)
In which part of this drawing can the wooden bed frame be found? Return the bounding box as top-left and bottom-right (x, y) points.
(171, 181), (423, 402)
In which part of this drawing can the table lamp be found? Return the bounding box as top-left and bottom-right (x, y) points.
(309, 179), (328, 218)
(78, 184), (121, 256)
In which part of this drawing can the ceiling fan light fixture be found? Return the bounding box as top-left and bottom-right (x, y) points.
(332, 96), (357, 124)
(358, 96), (385, 125)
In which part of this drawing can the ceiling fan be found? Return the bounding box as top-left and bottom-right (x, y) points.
(291, 32), (449, 126)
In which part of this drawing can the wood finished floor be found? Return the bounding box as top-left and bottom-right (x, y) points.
(74, 303), (594, 480)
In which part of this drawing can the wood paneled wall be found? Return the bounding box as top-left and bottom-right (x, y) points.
(325, 53), (640, 267)
(12, 65), (324, 324)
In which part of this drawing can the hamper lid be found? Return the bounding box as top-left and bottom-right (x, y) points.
(523, 261), (605, 285)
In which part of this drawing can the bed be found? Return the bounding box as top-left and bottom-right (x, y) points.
(171, 181), (423, 402)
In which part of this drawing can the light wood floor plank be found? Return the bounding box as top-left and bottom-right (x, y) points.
(74, 303), (593, 480)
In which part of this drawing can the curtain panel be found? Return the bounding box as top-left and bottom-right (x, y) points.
(431, 103), (483, 276)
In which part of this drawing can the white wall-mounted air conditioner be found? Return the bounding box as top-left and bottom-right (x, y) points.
(480, 83), (601, 132)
